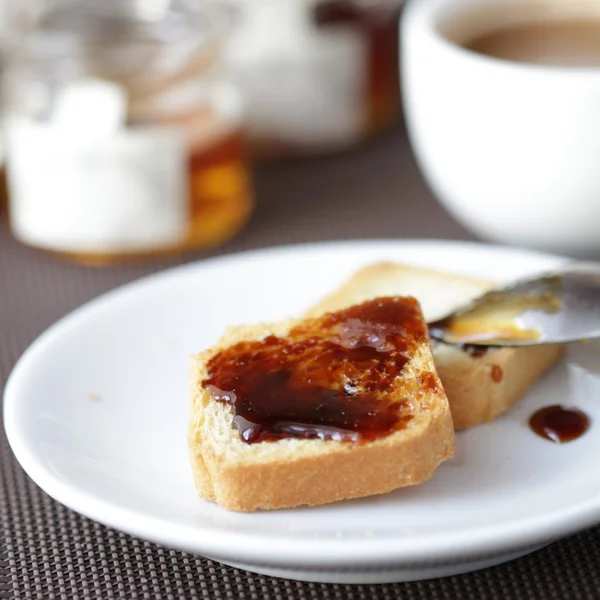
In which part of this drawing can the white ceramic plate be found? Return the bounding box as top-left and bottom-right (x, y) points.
(5, 240), (600, 585)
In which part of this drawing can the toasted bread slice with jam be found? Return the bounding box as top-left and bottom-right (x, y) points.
(188, 297), (454, 512)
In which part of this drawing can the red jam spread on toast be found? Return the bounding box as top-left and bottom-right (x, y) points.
(490, 364), (503, 382)
(204, 297), (434, 444)
(461, 344), (489, 357)
(529, 405), (589, 443)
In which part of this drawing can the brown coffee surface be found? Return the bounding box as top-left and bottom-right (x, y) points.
(464, 19), (600, 67)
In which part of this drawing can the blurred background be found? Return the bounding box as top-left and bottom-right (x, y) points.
(0, 0), (445, 266)
(3, 0), (599, 268)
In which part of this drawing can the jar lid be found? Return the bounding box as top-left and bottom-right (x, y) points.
(5, 0), (235, 115)
(10, 0), (232, 82)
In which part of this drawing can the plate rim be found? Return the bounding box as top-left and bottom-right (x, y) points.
(7, 237), (598, 569)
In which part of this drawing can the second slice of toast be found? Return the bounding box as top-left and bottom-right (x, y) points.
(306, 263), (564, 429)
(189, 297), (454, 511)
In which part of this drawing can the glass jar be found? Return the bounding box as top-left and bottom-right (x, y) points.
(3, 0), (253, 265)
(225, 0), (402, 159)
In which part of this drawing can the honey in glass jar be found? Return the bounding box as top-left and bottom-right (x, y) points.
(3, 0), (253, 265)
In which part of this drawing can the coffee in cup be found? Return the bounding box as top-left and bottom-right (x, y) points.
(401, 0), (600, 257)
(464, 18), (600, 67)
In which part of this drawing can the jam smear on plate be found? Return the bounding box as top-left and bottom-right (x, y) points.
(529, 405), (589, 443)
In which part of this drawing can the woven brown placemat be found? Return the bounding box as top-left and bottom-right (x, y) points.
(2, 130), (600, 599)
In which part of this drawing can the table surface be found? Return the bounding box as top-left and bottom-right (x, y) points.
(2, 128), (600, 600)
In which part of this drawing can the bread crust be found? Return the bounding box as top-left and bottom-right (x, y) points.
(432, 343), (564, 429)
(188, 309), (455, 512)
(307, 263), (564, 430)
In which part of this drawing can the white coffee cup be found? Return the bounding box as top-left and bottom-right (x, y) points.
(401, 0), (600, 257)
